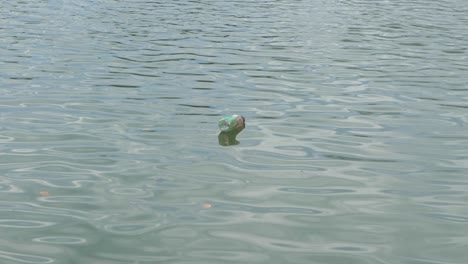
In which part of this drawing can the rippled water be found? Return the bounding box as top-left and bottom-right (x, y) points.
(1, 0), (468, 263)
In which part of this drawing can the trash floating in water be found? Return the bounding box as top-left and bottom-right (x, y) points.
(218, 115), (245, 146)
(218, 114), (245, 132)
(201, 203), (212, 209)
(39, 191), (49, 196)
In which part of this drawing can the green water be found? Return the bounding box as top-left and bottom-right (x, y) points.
(1, 0), (468, 263)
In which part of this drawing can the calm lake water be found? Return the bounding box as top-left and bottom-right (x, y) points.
(1, 0), (468, 263)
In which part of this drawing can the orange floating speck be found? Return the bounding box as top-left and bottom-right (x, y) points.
(201, 203), (212, 209)
(39, 191), (49, 196)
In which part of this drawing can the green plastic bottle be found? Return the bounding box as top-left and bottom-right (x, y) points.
(218, 114), (245, 132)
(218, 115), (246, 146)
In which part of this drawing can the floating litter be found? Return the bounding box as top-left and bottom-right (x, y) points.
(218, 115), (245, 132)
(201, 203), (212, 209)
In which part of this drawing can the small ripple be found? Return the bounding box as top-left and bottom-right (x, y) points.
(273, 145), (316, 157)
(0, 202), (107, 222)
(0, 179), (23, 193)
(178, 104), (213, 109)
(186, 250), (269, 262)
(399, 257), (455, 264)
(322, 153), (397, 163)
(95, 253), (172, 263)
(39, 196), (104, 204)
(0, 133), (101, 143)
(0, 184), (12, 192)
(0, 250), (53, 264)
(11, 148), (37, 153)
(109, 187), (147, 196)
(0, 134), (15, 142)
(424, 213), (468, 223)
(104, 223), (161, 235)
(0, 219), (55, 228)
(32, 236), (86, 245)
(232, 150), (326, 171)
(210, 231), (313, 252)
(381, 189), (463, 197)
(209, 202), (323, 216)
(328, 244), (374, 253)
(52, 146), (120, 153)
(278, 187), (355, 195)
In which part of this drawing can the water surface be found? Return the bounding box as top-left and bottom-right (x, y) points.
(1, 0), (468, 263)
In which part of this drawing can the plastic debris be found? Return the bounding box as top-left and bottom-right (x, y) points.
(218, 115), (245, 132)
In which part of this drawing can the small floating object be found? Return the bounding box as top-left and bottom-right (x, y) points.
(201, 203), (212, 209)
(218, 115), (245, 132)
(39, 191), (49, 196)
(218, 115), (246, 146)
